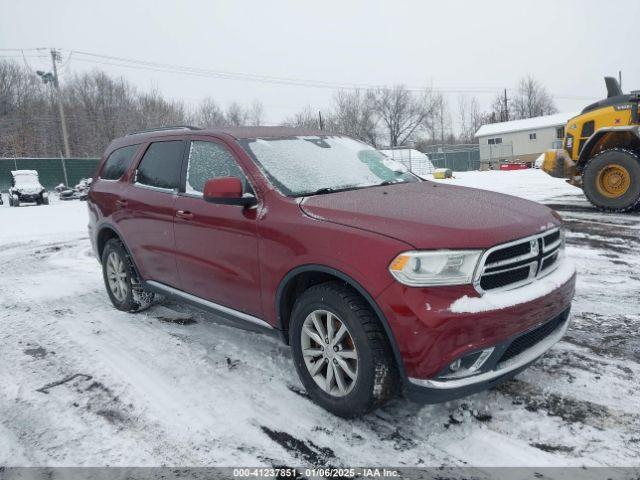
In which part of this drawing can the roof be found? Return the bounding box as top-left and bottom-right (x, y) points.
(11, 170), (38, 176)
(124, 126), (330, 142)
(474, 112), (579, 138)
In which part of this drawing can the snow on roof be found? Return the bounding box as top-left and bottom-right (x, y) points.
(11, 170), (39, 176)
(379, 148), (434, 176)
(474, 112), (579, 138)
(379, 148), (428, 159)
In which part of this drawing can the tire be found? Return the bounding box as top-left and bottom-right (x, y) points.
(582, 148), (640, 212)
(101, 238), (154, 313)
(289, 281), (399, 417)
(9, 195), (18, 207)
(42, 195), (49, 205)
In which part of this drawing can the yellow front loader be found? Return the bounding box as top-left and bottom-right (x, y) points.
(542, 77), (640, 212)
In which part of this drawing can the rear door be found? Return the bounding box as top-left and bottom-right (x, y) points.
(173, 138), (262, 317)
(117, 139), (187, 288)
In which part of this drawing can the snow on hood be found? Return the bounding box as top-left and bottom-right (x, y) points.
(299, 181), (561, 249)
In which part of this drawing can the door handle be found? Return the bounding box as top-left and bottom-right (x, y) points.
(176, 210), (194, 220)
(115, 199), (128, 208)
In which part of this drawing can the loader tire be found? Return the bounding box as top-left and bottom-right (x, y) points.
(582, 148), (640, 212)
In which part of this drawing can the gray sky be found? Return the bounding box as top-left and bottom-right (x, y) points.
(2, 0), (639, 127)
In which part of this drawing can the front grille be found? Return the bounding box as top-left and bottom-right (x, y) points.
(543, 230), (560, 248)
(480, 266), (531, 290)
(498, 313), (566, 364)
(477, 228), (564, 292)
(485, 242), (530, 265)
(541, 252), (559, 271)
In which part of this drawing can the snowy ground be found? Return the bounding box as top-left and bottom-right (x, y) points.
(0, 170), (639, 468)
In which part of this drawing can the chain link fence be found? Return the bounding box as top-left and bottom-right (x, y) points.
(420, 144), (481, 172)
(0, 158), (100, 190)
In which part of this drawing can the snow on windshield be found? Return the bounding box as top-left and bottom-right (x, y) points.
(240, 136), (416, 196)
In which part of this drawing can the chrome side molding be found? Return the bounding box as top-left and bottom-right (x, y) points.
(145, 281), (273, 330)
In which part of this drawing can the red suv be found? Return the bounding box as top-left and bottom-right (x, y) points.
(88, 126), (576, 417)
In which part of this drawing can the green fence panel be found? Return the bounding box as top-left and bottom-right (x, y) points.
(422, 145), (480, 172)
(0, 158), (100, 190)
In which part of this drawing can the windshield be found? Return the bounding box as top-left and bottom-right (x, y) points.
(13, 172), (40, 187)
(238, 135), (420, 196)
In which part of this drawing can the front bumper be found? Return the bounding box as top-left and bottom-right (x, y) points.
(375, 261), (576, 402)
(405, 308), (570, 403)
(16, 192), (42, 202)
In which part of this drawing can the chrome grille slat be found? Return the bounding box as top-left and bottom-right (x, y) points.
(475, 228), (564, 294)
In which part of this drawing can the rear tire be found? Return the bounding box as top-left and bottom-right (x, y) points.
(9, 195), (18, 207)
(42, 195), (49, 205)
(289, 282), (399, 417)
(101, 238), (154, 313)
(582, 148), (640, 212)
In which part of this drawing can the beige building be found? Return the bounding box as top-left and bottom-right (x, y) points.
(475, 112), (577, 169)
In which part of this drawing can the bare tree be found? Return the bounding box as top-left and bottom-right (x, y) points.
(330, 90), (378, 146)
(370, 85), (436, 147)
(511, 76), (557, 119)
(191, 97), (227, 127)
(458, 95), (489, 144)
(282, 105), (319, 129)
(491, 91), (511, 123)
(248, 100), (264, 126)
(225, 102), (249, 126)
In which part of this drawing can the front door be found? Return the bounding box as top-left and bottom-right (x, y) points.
(117, 139), (186, 288)
(173, 139), (262, 317)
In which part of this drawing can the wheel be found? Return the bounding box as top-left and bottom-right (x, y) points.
(582, 148), (640, 212)
(9, 195), (19, 207)
(101, 238), (154, 312)
(289, 282), (398, 417)
(41, 195), (49, 205)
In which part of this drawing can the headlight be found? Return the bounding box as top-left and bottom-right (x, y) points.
(389, 250), (483, 287)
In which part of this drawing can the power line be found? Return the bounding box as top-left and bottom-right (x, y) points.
(67, 49), (598, 101)
(2, 46), (600, 102)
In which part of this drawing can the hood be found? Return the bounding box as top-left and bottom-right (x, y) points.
(299, 181), (560, 249)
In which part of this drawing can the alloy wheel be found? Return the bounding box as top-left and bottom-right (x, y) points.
(300, 309), (359, 397)
(106, 251), (129, 302)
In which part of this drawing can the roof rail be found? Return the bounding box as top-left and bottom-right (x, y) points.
(126, 125), (202, 136)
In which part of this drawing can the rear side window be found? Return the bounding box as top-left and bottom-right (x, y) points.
(185, 141), (248, 194)
(101, 145), (139, 180)
(136, 141), (185, 190)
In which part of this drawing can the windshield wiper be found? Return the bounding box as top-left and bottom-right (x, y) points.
(301, 185), (361, 197)
(312, 187), (336, 195)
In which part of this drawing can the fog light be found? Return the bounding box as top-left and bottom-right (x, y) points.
(440, 347), (495, 380)
(449, 358), (462, 372)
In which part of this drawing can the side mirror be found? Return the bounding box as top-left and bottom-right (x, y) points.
(203, 177), (257, 207)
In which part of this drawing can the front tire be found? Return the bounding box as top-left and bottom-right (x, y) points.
(101, 239), (154, 312)
(583, 148), (640, 212)
(290, 282), (398, 417)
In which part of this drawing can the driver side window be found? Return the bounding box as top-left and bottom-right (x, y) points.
(185, 141), (252, 195)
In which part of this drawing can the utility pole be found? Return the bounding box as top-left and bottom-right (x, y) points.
(318, 110), (324, 130)
(38, 49), (71, 158)
(440, 99), (444, 146)
(504, 88), (509, 122)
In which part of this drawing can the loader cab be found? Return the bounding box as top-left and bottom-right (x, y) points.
(562, 77), (639, 162)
